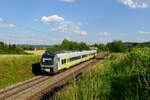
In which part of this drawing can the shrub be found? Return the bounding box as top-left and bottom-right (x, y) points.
(128, 47), (150, 69)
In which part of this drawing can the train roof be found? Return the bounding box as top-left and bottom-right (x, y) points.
(44, 50), (96, 56)
(44, 51), (72, 55)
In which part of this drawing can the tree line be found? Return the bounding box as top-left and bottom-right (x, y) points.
(92, 40), (150, 53)
(0, 41), (25, 54)
(1, 39), (150, 54)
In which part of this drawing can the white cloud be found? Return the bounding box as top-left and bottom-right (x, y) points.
(0, 24), (16, 28)
(80, 31), (87, 35)
(9, 24), (16, 28)
(99, 32), (110, 36)
(34, 18), (39, 22)
(0, 34), (62, 45)
(60, 0), (75, 2)
(41, 15), (87, 35)
(77, 22), (82, 26)
(139, 30), (149, 35)
(0, 18), (3, 22)
(97, 37), (113, 44)
(137, 38), (145, 42)
(41, 15), (64, 24)
(0, 17), (16, 28)
(51, 21), (87, 35)
(119, 0), (150, 8)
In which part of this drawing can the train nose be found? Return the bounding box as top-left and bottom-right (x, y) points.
(41, 64), (54, 73)
(44, 68), (51, 72)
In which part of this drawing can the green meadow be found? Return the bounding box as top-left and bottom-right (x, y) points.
(0, 55), (41, 89)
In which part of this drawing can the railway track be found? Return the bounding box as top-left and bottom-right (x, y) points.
(0, 53), (109, 100)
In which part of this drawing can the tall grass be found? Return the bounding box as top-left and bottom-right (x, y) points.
(57, 48), (150, 100)
(0, 55), (41, 89)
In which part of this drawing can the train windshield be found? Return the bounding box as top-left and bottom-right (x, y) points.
(42, 54), (54, 65)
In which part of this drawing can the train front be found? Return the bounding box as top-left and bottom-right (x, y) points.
(40, 52), (58, 73)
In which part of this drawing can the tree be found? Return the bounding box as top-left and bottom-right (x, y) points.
(0, 41), (5, 52)
(61, 39), (89, 51)
(106, 40), (127, 53)
(0, 41), (26, 54)
(78, 42), (89, 50)
(46, 39), (90, 52)
(61, 39), (71, 50)
(97, 44), (108, 51)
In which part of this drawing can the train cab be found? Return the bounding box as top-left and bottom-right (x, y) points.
(40, 52), (58, 73)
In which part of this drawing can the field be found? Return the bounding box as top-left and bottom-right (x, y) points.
(0, 55), (41, 89)
(25, 50), (45, 55)
(57, 48), (150, 100)
(0, 47), (150, 99)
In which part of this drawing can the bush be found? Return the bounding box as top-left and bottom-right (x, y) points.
(128, 47), (150, 68)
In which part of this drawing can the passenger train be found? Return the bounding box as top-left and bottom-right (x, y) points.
(40, 50), (97, 73)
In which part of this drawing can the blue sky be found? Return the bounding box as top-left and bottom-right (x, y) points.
(0, 0), (150, 45)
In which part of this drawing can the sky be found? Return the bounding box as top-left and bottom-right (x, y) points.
(0, 0), (150, 45)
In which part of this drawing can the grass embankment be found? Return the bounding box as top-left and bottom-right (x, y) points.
(0, 55), (41, 89)
(58, 48), (150, 100)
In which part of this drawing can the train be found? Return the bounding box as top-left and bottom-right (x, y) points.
(40, 50), (97, 73)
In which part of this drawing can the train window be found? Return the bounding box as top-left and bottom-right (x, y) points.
(61, 59), (66, 65)
(64, 59), (66, 63)
(42, 54), (54, 65)
(70, 56), (81, 62)
(92, 53), (95, 56)
(89, 53), (95, 56)
(82, 55), (87, 58)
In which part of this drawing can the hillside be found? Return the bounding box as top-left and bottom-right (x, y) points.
(57, 48), (150, 100)
(0, 55), (41, 89)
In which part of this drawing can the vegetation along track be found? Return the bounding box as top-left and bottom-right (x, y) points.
(0, 53), (109, 100)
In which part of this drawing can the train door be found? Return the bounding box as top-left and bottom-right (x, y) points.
(66, 56), (70, 68)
